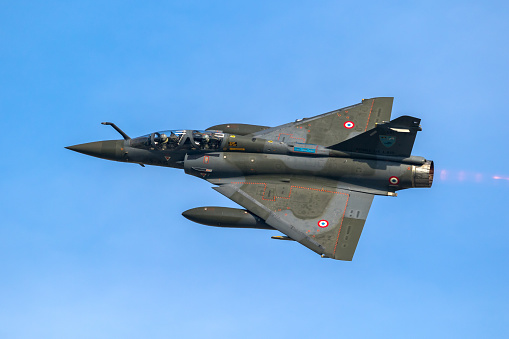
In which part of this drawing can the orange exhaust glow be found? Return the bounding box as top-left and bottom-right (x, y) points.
(437, 169), (508, 183)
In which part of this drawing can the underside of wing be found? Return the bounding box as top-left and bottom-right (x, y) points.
(250, 97), (393, 147)
(212, 176), (375, 260)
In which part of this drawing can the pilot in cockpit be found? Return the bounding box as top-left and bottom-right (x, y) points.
(198, 133), (216, 149)
(202, 133), (210, 147)
(158, 132), (180, 150)
(159, 133), (169, 150)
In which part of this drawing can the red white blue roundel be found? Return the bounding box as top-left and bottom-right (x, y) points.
(344, 121), (355, 129)
(318, 220), (329, 228)
(389, 176), (400, 185)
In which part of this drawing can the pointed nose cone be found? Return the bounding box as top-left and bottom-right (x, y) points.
(66, 140), (123, 161)
(182, 208), (200, 222)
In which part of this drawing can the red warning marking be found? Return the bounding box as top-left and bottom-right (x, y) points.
(389, 176), (400, 185)
(277, 133), (305, 142)
(318, 220), (329, 228)
(364, 98), (375, 131)
(344, 121), (354, 129)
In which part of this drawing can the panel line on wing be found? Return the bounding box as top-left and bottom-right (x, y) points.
(333, 194), (350, 257)
(365, 98), (375, 131)
(230, 181), (350, 204)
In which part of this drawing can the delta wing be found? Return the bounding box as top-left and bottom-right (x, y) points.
(213, 176), (374, 260)
(249, 97), (393, 147)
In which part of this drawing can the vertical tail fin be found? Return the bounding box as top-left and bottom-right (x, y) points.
(327, 115), (422, 157)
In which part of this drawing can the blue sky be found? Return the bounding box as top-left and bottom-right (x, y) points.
(1, 1), (508, 338)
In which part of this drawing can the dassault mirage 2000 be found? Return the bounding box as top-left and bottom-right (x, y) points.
(66, 97), (433, 261)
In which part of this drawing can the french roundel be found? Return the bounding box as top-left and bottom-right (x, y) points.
(344, 121), (355, 129)
(318, 220), (329, 228)
(389, 176), (400, 185)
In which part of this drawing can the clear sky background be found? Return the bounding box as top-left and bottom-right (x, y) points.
(1, 1), (508, 338)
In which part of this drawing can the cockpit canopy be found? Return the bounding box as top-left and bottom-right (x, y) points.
(130, 130), (225, 151)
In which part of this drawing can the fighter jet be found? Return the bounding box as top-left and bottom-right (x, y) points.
(66, 97), (433, 261)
